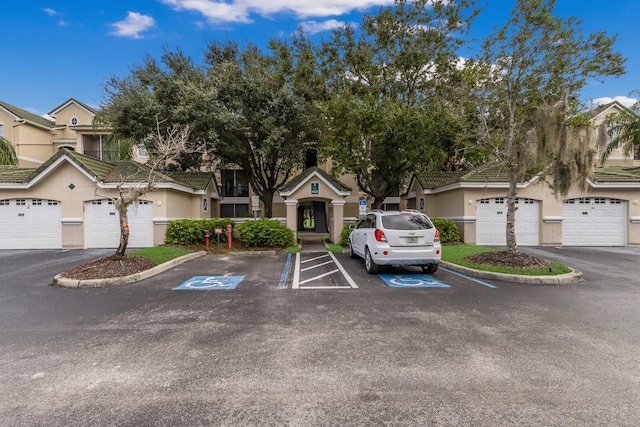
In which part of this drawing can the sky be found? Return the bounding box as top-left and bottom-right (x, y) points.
(2, 0), (638, 118)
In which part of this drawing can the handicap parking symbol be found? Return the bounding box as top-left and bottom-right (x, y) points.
(173, 276), (245, 291)
(379, 274), (450, 288)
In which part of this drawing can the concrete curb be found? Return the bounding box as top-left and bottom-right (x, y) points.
(440, 261), (583, 285)
(51, 251), (207, 288)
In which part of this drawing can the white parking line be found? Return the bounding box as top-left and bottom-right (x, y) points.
(301, 254), (330, 264)
(301, 260), (334, 271)
(328, 252), (358, 289)
(291, 252), (358, 290)
(292, 253), (301, 289)
(300, 269), (340, 285)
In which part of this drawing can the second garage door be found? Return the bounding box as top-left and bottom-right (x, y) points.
(562, 198), (626, 246)
(476, 198), (540, 246)
(85, 199), (154, 248)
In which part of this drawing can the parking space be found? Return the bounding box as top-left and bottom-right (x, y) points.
(273, 250), (501, 291)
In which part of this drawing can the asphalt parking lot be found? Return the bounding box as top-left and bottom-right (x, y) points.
(1, 246), (639, 426)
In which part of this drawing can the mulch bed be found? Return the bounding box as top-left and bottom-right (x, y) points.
(465, 251), (549, 268)
(60, 255), (157, 280)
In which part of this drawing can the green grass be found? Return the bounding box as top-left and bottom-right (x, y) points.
(327, 244), (346, 252)
(128, 246), (193, 264)
(284, 246), (300, 253)
(442, 244), (572, 276)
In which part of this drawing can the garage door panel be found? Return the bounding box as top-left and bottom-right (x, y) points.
(476, 198), (539, 246)
(85, 200), (153, 249)
(562, 198), (626, 246)
(0, 199), (62, 249)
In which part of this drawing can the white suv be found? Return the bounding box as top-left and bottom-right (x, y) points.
(349, 210), (441, 274)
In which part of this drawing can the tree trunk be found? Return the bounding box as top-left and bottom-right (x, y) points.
(115, 202), (129, 256)
(261, 188), (275, 218)
(505, 170), (518, 253)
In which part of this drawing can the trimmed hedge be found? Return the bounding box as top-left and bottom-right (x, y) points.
(165, 218), (235, 245)
(236, 218), (295, 247)
(338, 218), (460, 246)
(339, 223), (356, 247)
(431, 217), (461, 243)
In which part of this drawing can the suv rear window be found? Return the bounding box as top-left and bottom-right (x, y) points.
(381, 213), (433, 230)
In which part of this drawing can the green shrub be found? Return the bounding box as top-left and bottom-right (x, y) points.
(236, 218), (295, 247)
(165, 218), (235, 245)
(339, 223), (356, 247)
(431, 218), (461, 243)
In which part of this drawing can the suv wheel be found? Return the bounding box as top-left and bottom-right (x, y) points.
(365, 247), (379, 274)
(422, 264), (438, 274)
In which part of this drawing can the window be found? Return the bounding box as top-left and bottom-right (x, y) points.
(70, 116), (79, 126)
(0, 122), (4, 138)
(137, 144), (149, 157)
(220, 204), (249, 218)
(221, 169), (249, 197)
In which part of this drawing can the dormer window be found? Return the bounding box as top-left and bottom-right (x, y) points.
(70, 116), (79, 126)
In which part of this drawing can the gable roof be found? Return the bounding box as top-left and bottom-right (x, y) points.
(0, 148), (215, 193)
(0, 100), (59, 130)
(167, 171), (218, 192)
(279, 166), (351, 196)
(48, 98), (98, 117)
(586, 100), (633, 121)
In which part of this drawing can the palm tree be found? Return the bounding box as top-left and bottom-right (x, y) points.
(0, 137), (17, 165)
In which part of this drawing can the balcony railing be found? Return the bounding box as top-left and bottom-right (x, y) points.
(83, 150), (123, 161)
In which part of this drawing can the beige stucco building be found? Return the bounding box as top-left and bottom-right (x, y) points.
(1, 98), (639, 249)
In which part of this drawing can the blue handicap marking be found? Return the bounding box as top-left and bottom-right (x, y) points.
(379, 274), (450, 288)
(173, 276), (245, 291)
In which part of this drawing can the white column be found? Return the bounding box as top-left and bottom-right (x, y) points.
(330, 199), (345, 244)
(285, 199), (299, 242)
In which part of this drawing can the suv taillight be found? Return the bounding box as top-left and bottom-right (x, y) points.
(374, 229), (387, 242)
(434, 229), (440, 242)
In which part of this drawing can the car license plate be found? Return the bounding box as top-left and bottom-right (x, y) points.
(406, 237), (418, 243)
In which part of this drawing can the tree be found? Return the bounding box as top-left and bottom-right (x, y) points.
(204, 36), (324, 217)
(0, 137), (17, 165)
(601, 95), (640, 163)
(101, 35), (321, 217)
(97, 118), (191, 256)
(318, 0), (480, 208)
(101, 48), (214, 170)
(475, 0), (625, 252)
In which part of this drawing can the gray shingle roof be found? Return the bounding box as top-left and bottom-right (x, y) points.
(0, 149), (217, 190)
(0, 100), (58, 129)
(279, 166), (351, 193)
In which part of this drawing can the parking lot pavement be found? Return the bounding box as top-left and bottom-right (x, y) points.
(1, 248), (639, 426)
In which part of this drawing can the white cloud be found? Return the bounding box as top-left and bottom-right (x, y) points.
(591, 96), (638, 108)
(43, 8), (58, 16)
(300, 19), (353, 35)
(159, 0), (394, 24)
(110, 11), (156, 39)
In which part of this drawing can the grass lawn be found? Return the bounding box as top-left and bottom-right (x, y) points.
(128, 246), (193, 265)
(442, 244), (572, 276)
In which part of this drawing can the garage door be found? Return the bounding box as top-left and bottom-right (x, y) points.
(562, 198), (626, 246)
(85, 199), (153, 248)
(476, 198), (540, 246)
(0, 198), (62, 249)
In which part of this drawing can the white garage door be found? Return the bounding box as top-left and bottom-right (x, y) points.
(0, 198), (62, 249)
(562, 198), (626, 246)
(476, 198), (540, 246)
(85, 199), (153, 248)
